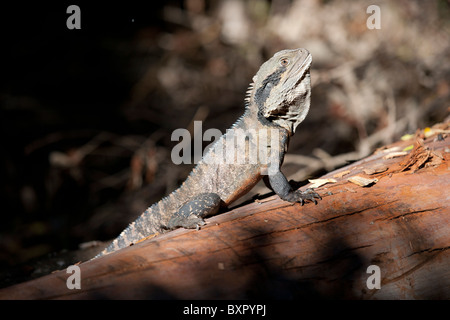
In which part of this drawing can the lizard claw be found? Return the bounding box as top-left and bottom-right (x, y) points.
(284, 188), (322, 205)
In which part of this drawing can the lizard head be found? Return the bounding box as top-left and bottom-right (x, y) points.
(247, 48), (312, 134)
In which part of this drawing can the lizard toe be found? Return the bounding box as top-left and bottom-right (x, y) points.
(284, 189), (322, 205)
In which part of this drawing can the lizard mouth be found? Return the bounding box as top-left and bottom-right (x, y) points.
(268, 50), (311, 118)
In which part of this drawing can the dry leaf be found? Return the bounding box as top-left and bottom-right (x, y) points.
(422, 127), (450, 138)
(308, 178), (337, 188)
(401, 134), (414, 141)
(348, 176), (378, 187)
(403, 145), (414, 151)
(383, 151), (408, 160)
(363, 165), (388, 175)
(375, 146), (401, 154)
(423, 127), (433, 138)
(333, 170), (351, 178)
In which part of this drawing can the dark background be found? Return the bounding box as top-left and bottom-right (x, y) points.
(0, 1), (449, 286)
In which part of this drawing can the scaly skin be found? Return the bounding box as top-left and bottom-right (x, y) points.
(95, 48), (321, 258)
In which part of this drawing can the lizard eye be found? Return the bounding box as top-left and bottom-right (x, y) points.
(279, 57), (290, 67)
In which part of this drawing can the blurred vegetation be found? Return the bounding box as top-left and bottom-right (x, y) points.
(0, 0), (449, 284)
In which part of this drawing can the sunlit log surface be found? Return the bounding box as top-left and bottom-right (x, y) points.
(0, 124), (449, 299)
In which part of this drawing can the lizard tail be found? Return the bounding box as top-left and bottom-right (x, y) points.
(92, 171), (196, 259)
(93, 206), (162, 259)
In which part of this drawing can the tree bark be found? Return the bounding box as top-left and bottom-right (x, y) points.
(0, 124), (449, 299)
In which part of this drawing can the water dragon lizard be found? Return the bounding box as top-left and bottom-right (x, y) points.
(95, 48), (321, 258)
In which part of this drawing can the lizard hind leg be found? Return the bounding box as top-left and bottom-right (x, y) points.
(165, 193), (222, 230)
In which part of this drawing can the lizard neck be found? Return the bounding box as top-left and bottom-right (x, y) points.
(244, 82), (293, 135)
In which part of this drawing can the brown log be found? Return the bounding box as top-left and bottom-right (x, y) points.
(0, 125), (449, 299)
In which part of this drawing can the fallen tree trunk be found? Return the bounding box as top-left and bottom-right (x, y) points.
(1, 123), (449, 299)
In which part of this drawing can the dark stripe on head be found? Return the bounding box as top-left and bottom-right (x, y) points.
(254, 67), (285, 110)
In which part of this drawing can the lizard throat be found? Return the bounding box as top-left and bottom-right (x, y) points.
(258, 71), (311, 134)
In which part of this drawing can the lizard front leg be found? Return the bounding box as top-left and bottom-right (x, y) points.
(165, 193), (222, 230)
(267, 171), (321, 205)
(265, 127), (321, 206)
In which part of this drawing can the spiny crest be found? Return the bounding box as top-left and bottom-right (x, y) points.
(244, 82), (254, 107)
